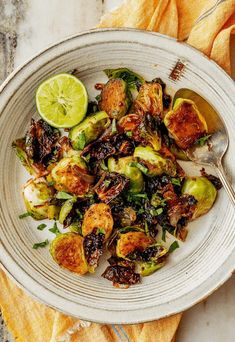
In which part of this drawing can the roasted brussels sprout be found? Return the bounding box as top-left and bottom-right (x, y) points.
(13, 138), (39, 176)
(137, 244), (168, 276)
(51, 155), (94, 195)
(134, 146), (176, 177)
(94, 172), (129, 203)
(116, 231), (154, 259)
(181, 176), (217, 219)
(108, 157), (144, 194)
(82, 203), (114, 240)
(164, 98), (208, 149)
(132, 82), (163, 118)
(98, 79), (132, 119)
(104, 68), (144, 90)
(50, 233), (88, 275)
(83, 229), (105, 272)
(69, 111), (110, 150)
(118, 114), (161, 151)
(59, 197), (77, 224)
(23, 178), (55, 220)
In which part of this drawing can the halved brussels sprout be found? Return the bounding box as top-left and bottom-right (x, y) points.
(108, 157), (144, 194)
(82, 203), (114, 240)
(140, 260), (166, 277)
(23, 178), (55, 220)
(182, 176), (217, 219)
(51, 155), (94, 195)
(132, 82), (163, 118)
(104, 68), (145, 90)
(134, 146), (176, 177)
(139, 243), (168, 276)
(98, 79), (132, 119)
(59, 197), (77, 224)
(164, 98), (208, 149)
(116, 231), (154, 259)
(69, 111), (110, 150)
(50, 233), (88, 275)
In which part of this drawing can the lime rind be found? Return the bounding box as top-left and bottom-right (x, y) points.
(36, 73), (88, 128)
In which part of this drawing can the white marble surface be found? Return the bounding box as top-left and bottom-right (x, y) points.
(0, 0), (234, 341)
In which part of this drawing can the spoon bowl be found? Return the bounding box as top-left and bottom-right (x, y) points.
(173, 88), (235, 205)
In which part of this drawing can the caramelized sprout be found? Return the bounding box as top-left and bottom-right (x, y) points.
(50, 233), (88, 275)
(182, 176), (217, 219)
(134, 146), (176, 177)
(23, 178), (55, 220)
(108, 157), (144, 194)
(82, 203), (114, 240)
(116, 231), (154, 259)
(69, 111), (110, 150)
(98, 79), (132, 119)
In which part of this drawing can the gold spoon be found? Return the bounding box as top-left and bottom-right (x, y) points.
(173, 88), (235, 206)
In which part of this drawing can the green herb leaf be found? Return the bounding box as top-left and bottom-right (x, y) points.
(76, 131), (86, 150)
(111, 118), (117, 134)
(49, 222), (60, 235)
(95, 94), (101, 102)
(104, 180), (111, 188)
(33, 239), (49, 249)
(129, 162), (149, 175)
(162, 228), (167, 242)
(144, 221), (149, 236)
(138, 208), (145, 214)
(195, 134), (212, 146)
(104, 68), (145, 90)
(37, 223), (47, 231)
(168, 241), (180, 253)
(153, 208), (163, 216)
(171, 178), (181, 186)
(75, 209), (83, 219)
(97, 228), (105, 235)
(19, 212), (32, 219)
(56, 191), (74, 200)
(132, 193), (148, 199)
(100, 160), (108, 171)
(47, 181), (55, 187)
(126, 131), (132, 138)
(83, 153), (90, 163)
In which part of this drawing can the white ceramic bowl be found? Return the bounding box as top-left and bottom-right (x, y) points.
(0, 29), (234, 324)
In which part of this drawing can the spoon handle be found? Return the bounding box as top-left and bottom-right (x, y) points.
(216, 162), (235, 207)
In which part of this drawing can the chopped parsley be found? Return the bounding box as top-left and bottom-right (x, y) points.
(95, 94), (101, 102)
(171, 178), (181, 186)
(33, 239), (49, 249)
(129, 162), (149, 175)
(195, 134), (211, 146)
(152, 208), (163, 216)
(37, 223), (47, 231)
(56, 191), (74, 200)
(18, 212), (32, 219)
(168, 241), (180, 253)
(126, 131), (133, 138)
(49, 222), (60, 235)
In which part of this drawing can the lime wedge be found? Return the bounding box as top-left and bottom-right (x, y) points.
(36, 73), (88, 128)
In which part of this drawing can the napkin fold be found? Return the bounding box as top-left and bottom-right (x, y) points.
(1, 1), (235, 341)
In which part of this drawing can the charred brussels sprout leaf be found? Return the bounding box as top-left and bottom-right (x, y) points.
(164, 99), (208, 149)
(108, 157), (144, 194)
(69, 111), (110, 150)
(83, 229), (105, 272)
(98, 79), (132, 119)
(132, 82), (163, 119)
(182, 176), (217, 219)
(51, 155), (94, 195)
(134, 146), (176, 177)
(82, 203), (114, 240)
(104, 68), (145, 90)
(102, 265), (140, 286)
(12, 139), (38, 176)
(23, 178), (55, 220)
(59, 197), (77, 224)
(116, 231), (154, 259)
(50, 233), (88, 275)
(95, 172), (129, 203)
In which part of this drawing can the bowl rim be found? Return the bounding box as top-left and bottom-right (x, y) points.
(0, 28), (234, 324)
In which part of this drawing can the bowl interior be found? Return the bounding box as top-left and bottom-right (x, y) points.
(0, 29), (234, 323)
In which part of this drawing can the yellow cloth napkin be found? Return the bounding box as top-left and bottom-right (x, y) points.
(0, 1), (235, 341)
